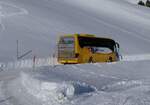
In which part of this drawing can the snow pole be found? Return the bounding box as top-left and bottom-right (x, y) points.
(33, 55), (36, 70)
(0, 64), (4, 72)
(52, 53), (55, 67)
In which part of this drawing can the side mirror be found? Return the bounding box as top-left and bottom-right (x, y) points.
(116, 42), (120, 48)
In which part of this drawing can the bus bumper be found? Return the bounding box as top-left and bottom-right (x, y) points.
(58, 58), (78, 64)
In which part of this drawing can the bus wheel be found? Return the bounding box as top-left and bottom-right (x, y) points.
(88, 57), (93, 63)
(108, 57), (113, 62)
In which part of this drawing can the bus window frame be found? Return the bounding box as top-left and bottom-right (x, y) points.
(78, 36), (116, 52)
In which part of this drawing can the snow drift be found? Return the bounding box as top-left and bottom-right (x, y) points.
(11, 72), (97, 105)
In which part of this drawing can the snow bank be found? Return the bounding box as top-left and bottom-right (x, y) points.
(21, 72), (71, 104)
(20, 72), (96, 104)
(122, 53), (150, 62)
(4, 64), (150, 105)
(0, 57), (59, 71)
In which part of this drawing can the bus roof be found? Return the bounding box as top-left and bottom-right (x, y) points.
(61, 33), (95, 37)
(61, 34), (115, 42)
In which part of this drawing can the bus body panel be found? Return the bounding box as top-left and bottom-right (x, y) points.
(92, 53), (117, 62)
(57, 34), (120, 64)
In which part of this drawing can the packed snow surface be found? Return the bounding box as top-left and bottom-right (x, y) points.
(1, 0), (150, 105)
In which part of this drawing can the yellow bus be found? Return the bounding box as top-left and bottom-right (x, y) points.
(57, 34), (121, 64)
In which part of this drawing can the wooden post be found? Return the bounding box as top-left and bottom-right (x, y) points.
(33, 55), (36, 70)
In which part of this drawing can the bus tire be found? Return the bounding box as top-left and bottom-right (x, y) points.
(108, 57), (113, 62)
(88, 57), (93, 63)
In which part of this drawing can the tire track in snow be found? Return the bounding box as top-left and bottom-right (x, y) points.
(101, 80), (143, 92)
(0, 2), (28, 17)
(0, 96), (13, 104)
(0, 2), (28, 31)
(71, 65), (122, 82)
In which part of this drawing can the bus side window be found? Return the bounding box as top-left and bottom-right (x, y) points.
(91, 47), (95, 53)
(116, 42), (120, 48)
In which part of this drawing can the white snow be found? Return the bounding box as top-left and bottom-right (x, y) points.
(123, 53), (150, 61)
(1, 0), (150, 105)
(6, 72), (96, 105)
(21, 72), (69, 104)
